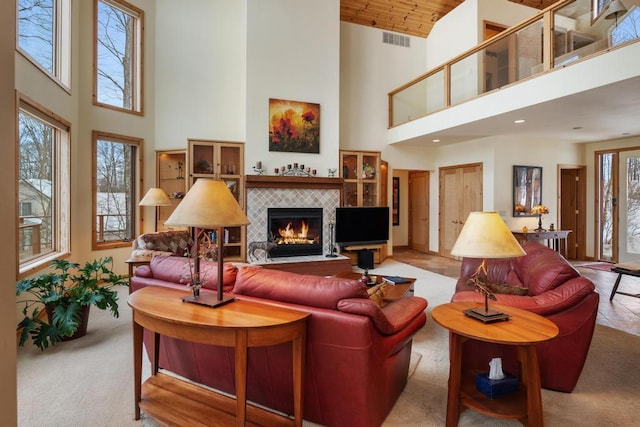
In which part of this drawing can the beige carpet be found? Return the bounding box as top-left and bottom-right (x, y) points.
(17, 260), (639, 426)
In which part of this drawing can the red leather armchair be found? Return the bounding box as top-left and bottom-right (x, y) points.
(131, 258), (427, 427)
(451, 241), (599, 392)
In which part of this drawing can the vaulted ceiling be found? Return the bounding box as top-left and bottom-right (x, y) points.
(340, 0), (559, 37)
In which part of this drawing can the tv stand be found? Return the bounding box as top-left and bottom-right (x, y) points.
(340, 244), (387, 266)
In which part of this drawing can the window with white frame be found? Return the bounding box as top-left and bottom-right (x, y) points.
(94, 0), (144, 113)
(93, 131), (141, 249)
(17, 0), (71, 88)
(18, 96), (70, 274)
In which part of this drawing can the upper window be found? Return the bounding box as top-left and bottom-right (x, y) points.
(94, 0), (144, 113)
(93, 131), (141, 249)
(18, 95), (71, 276)
(17, 0), (72, 88)
(611, 6), (639, 46)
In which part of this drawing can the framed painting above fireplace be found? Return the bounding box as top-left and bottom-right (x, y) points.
(268, 98), (320, 153)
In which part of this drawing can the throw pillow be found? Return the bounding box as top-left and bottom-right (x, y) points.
(367, 282), (387, 306)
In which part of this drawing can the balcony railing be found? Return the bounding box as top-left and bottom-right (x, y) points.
(389, 0), (639, 128)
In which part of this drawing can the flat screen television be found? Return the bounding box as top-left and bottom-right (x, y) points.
(335, 206), (390, 246)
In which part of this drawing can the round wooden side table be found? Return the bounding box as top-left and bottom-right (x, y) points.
(432, 302), (559, 427)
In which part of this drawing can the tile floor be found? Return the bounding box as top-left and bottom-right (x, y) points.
(392, 247), (640, 337)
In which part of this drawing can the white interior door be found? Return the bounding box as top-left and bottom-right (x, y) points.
(618, 150), (640, 262)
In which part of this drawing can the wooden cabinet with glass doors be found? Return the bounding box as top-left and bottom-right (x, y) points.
(340, 150), (381, 207)
(187, 139), (245, 261)
(156, 150), (187, 232)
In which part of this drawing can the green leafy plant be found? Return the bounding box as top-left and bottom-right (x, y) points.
(16, 257), (128, 350)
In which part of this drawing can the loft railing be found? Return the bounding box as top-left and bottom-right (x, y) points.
(388, 0), (639, 128)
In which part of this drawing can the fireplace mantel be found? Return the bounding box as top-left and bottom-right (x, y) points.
(246, 175), (343, 191)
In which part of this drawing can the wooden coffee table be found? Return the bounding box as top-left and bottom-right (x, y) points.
(432, 302), (559, 427)
(332, 271), (415, 304)
(128, 286), (310, 427)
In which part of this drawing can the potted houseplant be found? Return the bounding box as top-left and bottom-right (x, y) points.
(16, 257), (128, 350)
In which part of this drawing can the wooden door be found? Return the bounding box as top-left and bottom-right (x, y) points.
(439, 163), (483, 259)
(409, 171), (429, 252)
(560, 166), (586, 260)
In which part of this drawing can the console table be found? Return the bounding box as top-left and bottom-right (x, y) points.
(128, 286), (309, 426)
(512, 230), (571, 258)
(432, 302), (558, 427)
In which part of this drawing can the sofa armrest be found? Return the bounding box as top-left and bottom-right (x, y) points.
(337, 297), (427, 335)
(452, 276), (595, 316)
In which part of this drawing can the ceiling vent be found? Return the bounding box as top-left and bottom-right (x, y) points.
(383, 32), (410, 48)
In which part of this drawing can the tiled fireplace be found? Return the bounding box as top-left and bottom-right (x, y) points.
(245, 176), (342, 256)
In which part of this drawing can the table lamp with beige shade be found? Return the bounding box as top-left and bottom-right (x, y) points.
(138, 187), (172, 207)
(451, 211), (526, 323)
(531, 204), (549, 231)
(165, 179), (250, 308)
(139, 188), (172, 232)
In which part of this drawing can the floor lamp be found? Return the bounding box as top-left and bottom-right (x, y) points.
(165, 179), (249, 308)
(451, 212), (526, 323)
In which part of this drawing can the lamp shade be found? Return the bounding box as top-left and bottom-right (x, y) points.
(139, 188), (172, 206)
(605, 0), (627, 19)
(451, 211), (525, 259)
(165, 179), (249, 228)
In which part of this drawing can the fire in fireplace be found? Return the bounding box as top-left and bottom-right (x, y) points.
(267, 208), (323, 257)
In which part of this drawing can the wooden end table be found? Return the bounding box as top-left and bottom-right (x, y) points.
(331, 271), (415, 304)
(128, 286), (309, 427)
(432, 302), (559, 427)
(125, 255), (151, 277)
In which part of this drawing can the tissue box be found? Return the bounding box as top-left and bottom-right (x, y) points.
(475, 372), (518, 399)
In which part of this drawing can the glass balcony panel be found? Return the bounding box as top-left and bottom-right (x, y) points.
(425, 70), (445, 115)
(392, 78), (427, 126)
(450, 52), (481, 105)
(515, 19), (544, 79)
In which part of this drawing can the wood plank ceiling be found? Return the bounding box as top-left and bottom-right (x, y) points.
(340, 0), (558, 38)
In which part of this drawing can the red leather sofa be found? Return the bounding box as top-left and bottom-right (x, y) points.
(130, 256), (428, 427)
(451, 241), (599, 392)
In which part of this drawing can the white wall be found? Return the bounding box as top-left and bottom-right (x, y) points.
(426, 0), (538, 70)
(340, 22), (427, 152)
(430, 136), (583, 252)
(245, 0), (340, 175)
(154, 0), (246, 148)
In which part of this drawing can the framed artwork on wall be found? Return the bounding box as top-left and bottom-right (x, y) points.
(392, 177), (400, 225)
(513, 165), (542, 217)
(268, 98), (320, 153)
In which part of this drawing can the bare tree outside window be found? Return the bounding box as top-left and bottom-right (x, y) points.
(18, 0), (54, 73)
(611, 7), (640, 47)
(96, 0), (143, 112)
(18, 111), (55, 262)
(94, 136), (138, 245)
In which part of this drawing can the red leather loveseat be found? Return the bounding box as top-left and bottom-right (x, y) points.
(451, 241), (599, 392)
(130, 256), (428, 427)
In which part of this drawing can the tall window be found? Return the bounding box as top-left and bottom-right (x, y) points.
(18, 96), (70, 274)
(93, 131), (141, 249)
(611, 7), (640, 46)
(94, 0), (144, 113)
(17, 0), (71, 88)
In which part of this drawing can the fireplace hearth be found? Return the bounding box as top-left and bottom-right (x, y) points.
(267, 208), (323, 257)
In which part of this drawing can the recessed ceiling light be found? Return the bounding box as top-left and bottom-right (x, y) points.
(572, 126), (582, 130)
(432, 139), (440, 142)
(622, 132), (631, 136)
(514, 119), (525, 124)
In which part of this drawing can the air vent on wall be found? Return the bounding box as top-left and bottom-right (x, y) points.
(383, 32), (410, 48)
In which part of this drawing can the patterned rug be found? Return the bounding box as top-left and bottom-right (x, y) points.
(578, 262), (615, 272)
